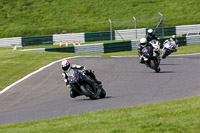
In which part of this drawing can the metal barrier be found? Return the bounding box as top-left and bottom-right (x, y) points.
(75, 43), (104, 54)
(0, 37), (22, 48)
(186, 35), (200, 45)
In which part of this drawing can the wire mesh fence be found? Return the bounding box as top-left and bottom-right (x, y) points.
(109, 13), (164, 40)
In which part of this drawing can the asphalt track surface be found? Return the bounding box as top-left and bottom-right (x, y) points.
(0, 55), (200, 125)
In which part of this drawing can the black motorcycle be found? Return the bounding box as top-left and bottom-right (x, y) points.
(141, 40), (161, 72)
(64, 69), (106, 99)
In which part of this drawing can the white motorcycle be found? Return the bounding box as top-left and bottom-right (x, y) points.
(162, 40), (177, 59)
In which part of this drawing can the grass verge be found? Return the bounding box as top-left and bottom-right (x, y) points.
(0, 96), (199, 132)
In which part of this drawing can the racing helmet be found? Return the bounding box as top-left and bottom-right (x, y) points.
(140, 38), (147, 47)
(172, 35), (176, 41)
(147, 29), (153, 37)
(61, 59), (70, 71)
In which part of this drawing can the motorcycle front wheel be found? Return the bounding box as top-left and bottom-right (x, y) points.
(150, 59), (160, 73)
(99, 88), (106, 98)
(162, 48), (170, 59)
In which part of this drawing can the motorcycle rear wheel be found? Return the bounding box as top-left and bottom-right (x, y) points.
(80, 84), (97, 100)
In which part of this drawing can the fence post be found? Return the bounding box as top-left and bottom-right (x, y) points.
(133, 16), (137, 39)
(109, 19), (112, 41)
(158, 12), (164, 37)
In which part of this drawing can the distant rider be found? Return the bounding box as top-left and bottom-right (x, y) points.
(146, 29), (159, 44)
(61, 59), (101, 98)
(163, 35), (178, 52)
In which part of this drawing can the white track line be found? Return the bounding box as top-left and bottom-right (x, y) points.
(0, 56), (98, 95)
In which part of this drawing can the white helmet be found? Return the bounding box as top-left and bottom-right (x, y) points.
(148, 29), (153, 36)
(148, 29), (153, 34)
(61, 59), (70, 71)
(172, 35), (176, 39)
(171, 35), (176, 41)
(140, 38), (147, 46)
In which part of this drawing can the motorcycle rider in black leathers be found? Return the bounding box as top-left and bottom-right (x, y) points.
(61, 59), (101, 98)
(146, 29), (159, 44)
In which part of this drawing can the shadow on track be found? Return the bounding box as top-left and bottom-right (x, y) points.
(159, 71), (176, 73)
(74, 96), (113, 101)
(160, 63), (180, 66)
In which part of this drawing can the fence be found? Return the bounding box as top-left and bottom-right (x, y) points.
(1, 24), (200, 48)
(115, 28), (146, 41)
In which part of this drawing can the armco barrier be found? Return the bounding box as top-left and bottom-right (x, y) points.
(45, 46), (75, 53)
(75, 43), (104, 54)
(176, 24), (200, 35)
(30, 36), (189, 54)
(22, 35), (53, 46)
(0, 37), (22, 48)
(186, 35), (200, 45)
(103, 41), (132, 53)
(85, 31), (115, 42)
(53, 33), (85, 44)
(131, 40), (140, 50)
(1, 24), (199, 48)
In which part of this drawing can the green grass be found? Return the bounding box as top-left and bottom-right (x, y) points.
(0, 96), (199, 133)
(1, 0), (200, 38)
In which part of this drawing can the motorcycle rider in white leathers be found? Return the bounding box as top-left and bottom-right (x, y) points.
(163, 35), (178, 52)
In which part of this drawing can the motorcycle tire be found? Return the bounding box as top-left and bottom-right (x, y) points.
(155, 67), (161, 73)
(99, 88), (106, 98)
(162, 49), (167, 59)
(150, 59), (157, 70)
(150, 59), (160, 73)
(80, 84), (97, 100)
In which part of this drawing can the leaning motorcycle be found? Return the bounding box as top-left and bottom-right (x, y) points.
(162, 40), (177, 59)
(63, 69), (106, 100)
(141, 40), (161, 73)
